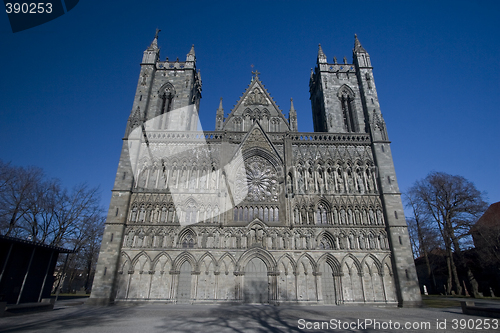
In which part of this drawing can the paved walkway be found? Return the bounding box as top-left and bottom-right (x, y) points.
(1, 299), (499, 333)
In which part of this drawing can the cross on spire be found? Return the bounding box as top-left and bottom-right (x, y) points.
(252, 69), (260, 78)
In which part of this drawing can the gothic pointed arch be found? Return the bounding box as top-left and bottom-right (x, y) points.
(172, 251), (197, 271)
(198, 251), (218, 271)
(341, 253), (362, 275)
(118, 252), (132, 273)
(218, 252), (237, 269)
(381, 254), (393, 276)
(236, 247), (277, 271)
(151, 252), (173, 270)
(337, 84), (358, 132)
(276, 253), (297, 273)
(361, 254), (382, 275)
(178, 227), (197, 248)
(317, 253), (342, 276)
(316, 231), (335, 250)
(131, 251), (152, 272)
(296, 252), (317, 274)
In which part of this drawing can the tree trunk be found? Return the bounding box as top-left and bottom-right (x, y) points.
(445, 254), (452, 295)
(449, 249), (462, 295)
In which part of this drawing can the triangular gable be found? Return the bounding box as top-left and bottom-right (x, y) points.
(240, 122), (283, 162)
(225, 121), (284, 171)
(222, 75), (290, 131)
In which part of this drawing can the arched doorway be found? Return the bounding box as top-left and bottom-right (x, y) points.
(321, 262), (336, 304)
(177, 261), (192, 303)
(244, 257), (268, 303)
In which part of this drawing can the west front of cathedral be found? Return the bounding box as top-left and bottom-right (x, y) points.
(89, 34), (422, 306)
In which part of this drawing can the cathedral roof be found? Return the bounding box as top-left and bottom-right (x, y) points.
(222, 72), (290, 131)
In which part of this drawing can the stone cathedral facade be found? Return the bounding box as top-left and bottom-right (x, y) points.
(89, 34), (421, 306)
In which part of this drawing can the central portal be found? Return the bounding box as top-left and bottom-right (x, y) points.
(244, 257), (268, 303)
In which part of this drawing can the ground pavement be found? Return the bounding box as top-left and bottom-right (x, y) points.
(1, 298), (499, 333)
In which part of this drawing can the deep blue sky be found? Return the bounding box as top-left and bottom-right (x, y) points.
(1, 0), (499, 215)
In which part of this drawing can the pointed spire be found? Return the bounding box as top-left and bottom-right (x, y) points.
(289, 98), (297, 131)
(186, 44), (196, 63)
(353, 34), (371, 67)
(215, 97), (224, 130)
(143, 29), (160, 63)
(354, 34), (367, 53)
(147, 29), (160, 51)
(317, 43), (327, 63)
(217, 97), (224, 112)
(290, 98), (295, 113)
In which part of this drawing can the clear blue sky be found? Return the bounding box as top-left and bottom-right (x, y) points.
(1, 0), (499, 215)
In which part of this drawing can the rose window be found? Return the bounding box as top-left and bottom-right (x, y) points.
(234, 156), (278, 202)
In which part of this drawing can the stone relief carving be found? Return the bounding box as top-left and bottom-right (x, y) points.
(233, 156), (278, 203)
(244, 88), (269, 106)
(121, 225), (390, 252)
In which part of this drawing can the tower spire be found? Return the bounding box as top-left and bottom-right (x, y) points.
(354, 34), (367, 53)
(353, 34), (371, 67)
(186, 44), (196, 66)
(147, 29), (160, 51)
(143, 29), (160, 64)
(317, 43), (327, 63)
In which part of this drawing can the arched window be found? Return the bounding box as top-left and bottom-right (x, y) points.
(160, 85), (175, 116)
(184, 200), (198, 225)
(316, 204), (328, 224)
(319, 235), (332, 250)
(338, 86), (357, 132)
(182, 233), (195, 248)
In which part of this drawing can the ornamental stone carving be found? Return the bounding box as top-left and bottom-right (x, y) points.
(234, 156), (278, 203)
(244, 88), (269, 106)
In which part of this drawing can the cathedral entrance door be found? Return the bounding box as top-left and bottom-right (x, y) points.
(177, 261), (192, 303)
(321, 262), (336, 304)
(244, 258), (268, 303)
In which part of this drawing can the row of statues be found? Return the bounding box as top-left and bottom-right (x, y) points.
(293, 206), (384, 226)
(123, 226), (390, 251)
(292, 165), (377, 195)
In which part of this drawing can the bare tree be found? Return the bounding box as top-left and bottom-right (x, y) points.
(0, 161), (44, 236)
(408, 172), (488, 297)
(0, 160), (106, 293)
(405, 190), (441, 294)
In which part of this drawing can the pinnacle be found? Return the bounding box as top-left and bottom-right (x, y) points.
(290, 98), (296, 112)
(146, 28), (161, 51)
(318, 43), (325, 56)
(317, 43), (327, 63)
(217, 97), (224, 112)
(354, 34), (367, 53)
(188, 44), (195, 56)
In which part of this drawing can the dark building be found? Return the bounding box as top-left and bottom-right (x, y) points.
(0, 235), (73, 304)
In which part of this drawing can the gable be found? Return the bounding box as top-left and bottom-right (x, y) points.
(222, 76), (290, 132)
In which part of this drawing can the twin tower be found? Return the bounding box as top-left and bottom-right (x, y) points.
(89, 33), (421, 307)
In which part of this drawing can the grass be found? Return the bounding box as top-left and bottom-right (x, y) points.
(422, 296), (462, 308)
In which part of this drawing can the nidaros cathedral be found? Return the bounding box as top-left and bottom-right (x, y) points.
(89, 33), (421, 306)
